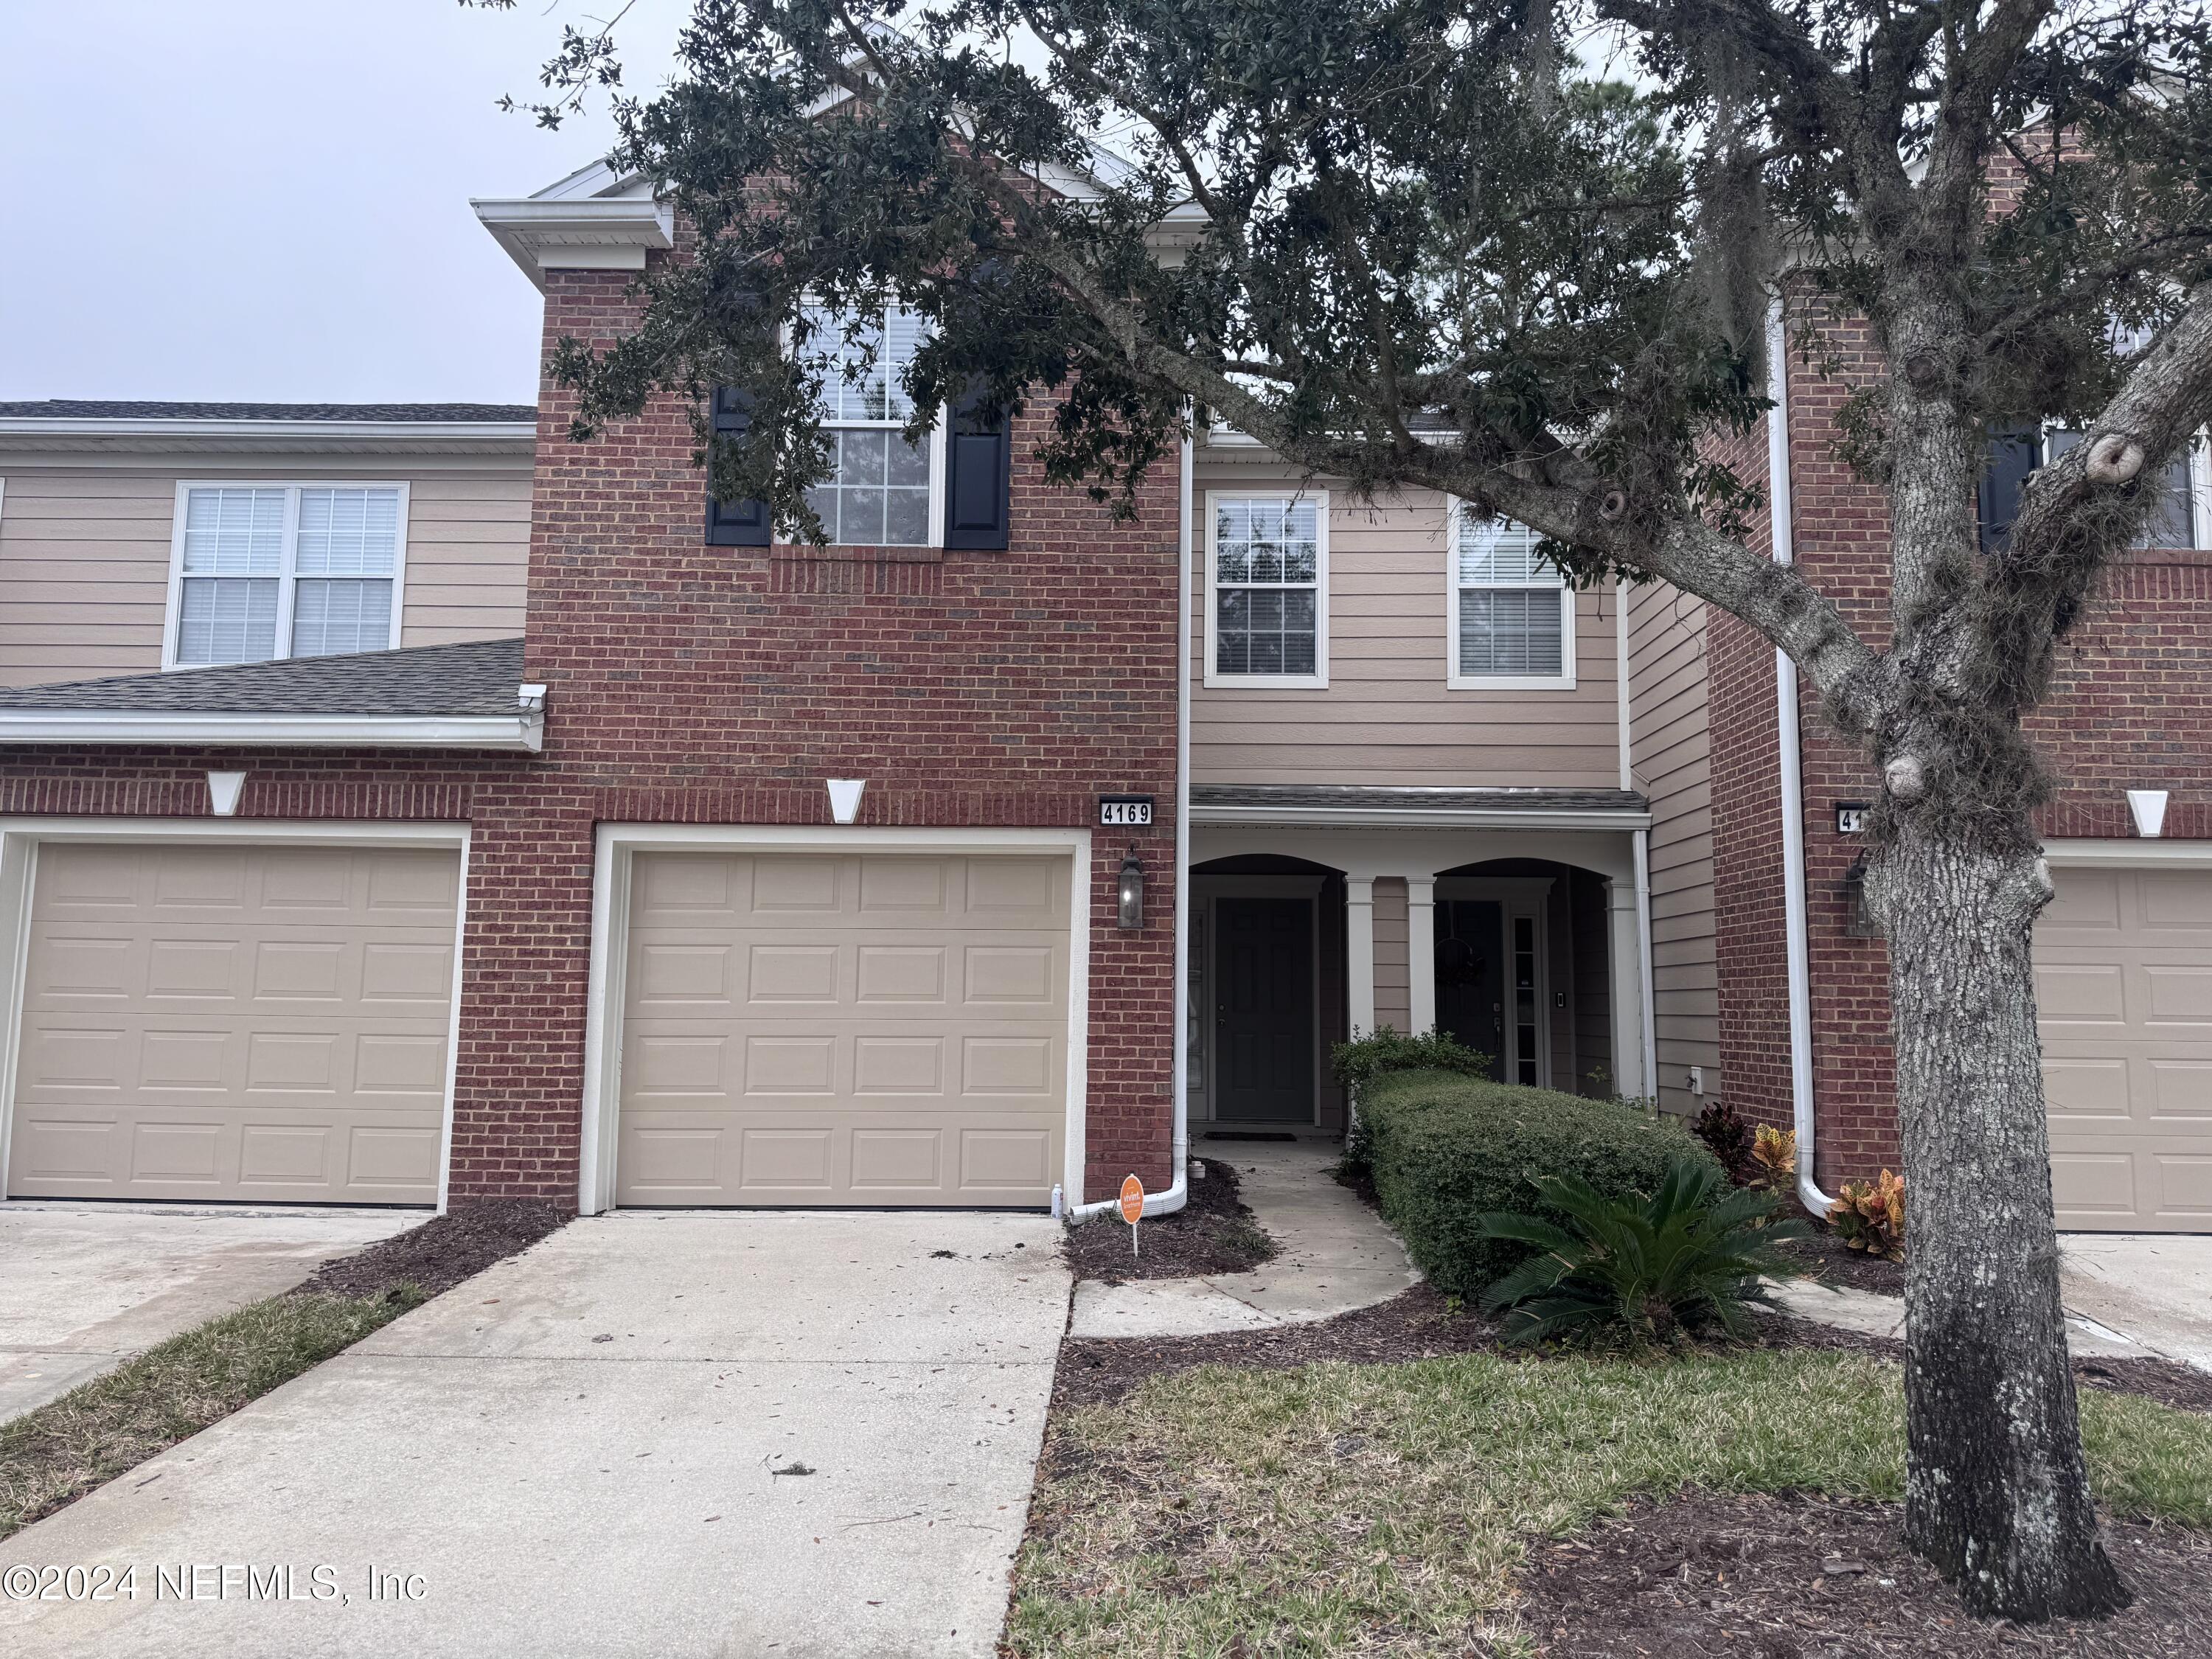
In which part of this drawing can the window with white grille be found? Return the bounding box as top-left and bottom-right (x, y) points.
(1449, 509), (1574, 688)
(801, 306), (936, 546)
(169, 484), (404, 667)
(1207, 494), (1327, 686)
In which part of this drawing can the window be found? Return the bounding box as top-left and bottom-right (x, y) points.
(1448, 506), (1574, 688)
(801, 306), (936, 547)
(168, 484), (405, 668)
(1979, 426), (2202, 554)
(1206, 493), (1326, 686)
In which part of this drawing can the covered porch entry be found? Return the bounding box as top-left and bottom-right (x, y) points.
(1186, 794), (1655, 1133)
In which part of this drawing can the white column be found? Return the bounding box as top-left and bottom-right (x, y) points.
(1406, 875), (1437, 1036)
(1607, 876), (1649, 1099)
(1346, 875), (1377, 1036)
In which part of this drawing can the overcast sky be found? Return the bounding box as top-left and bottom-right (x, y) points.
(0, 1), (691, 406)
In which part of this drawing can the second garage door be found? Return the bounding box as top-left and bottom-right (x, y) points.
(2037, 863), (2212, 1231)
(6, 841), (459, 1205)
(616, 850), (1072, 1206)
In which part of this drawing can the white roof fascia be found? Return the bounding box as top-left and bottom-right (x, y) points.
(1188, 802), (1652, 831)
(471, 197), (677, 291)
(0, 418), (538, 459)
(0, 712), (545, 752)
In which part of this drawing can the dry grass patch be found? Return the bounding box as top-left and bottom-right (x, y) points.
(0, 1289), (422, 1541)
(1007, 1348), (2212, 1658)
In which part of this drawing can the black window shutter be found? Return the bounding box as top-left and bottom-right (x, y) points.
(705, 385), (771, 546)
(1978, 422), (2042, 555)
(942, 383), (1012, 550)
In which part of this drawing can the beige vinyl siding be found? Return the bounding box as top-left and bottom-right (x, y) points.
(1628, 580), (1721, 1116)
(0, 466), (529, 686)
(1372, 877), (1411, 1032)
(1191, 463), (1624, 787)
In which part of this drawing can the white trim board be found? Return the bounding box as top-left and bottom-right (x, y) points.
(0, 818), (470, 1212)
(0, 711), (543, 751)
(2043, 838), (2212, 869)
(575, 823), (1095, 1216)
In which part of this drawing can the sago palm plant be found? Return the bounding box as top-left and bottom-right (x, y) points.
(1475, 1157), (1814, 1349)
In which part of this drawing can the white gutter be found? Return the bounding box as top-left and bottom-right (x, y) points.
(1068, 425), (1196, 1224)
(1766, 293), (1832, 1217)
(0, 710), (544, 752)
(1188, 804), (1652, 831)
(0, 418), (537, 446)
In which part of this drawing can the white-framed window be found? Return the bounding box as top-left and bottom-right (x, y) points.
(1446, 502), (1576, 689)
(793, 305), (945, 548)
(1204, 491), (1328, 688)
(2048, 428), (2203, 549)
(164, 483), (409, 669)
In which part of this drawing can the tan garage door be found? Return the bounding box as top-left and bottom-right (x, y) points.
(617, 851), (1071, 1206)
(5, 842), (459, 1204)
(2037, 863), (2212, 1231)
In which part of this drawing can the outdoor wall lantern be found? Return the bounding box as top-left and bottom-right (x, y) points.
(1116, 850), (1145, 931)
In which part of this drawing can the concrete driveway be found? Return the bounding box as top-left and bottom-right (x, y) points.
(2062, 1233), (2212, 1371)
(0, 1204), (417, 1425)
(0, 1210), (1068, 1659)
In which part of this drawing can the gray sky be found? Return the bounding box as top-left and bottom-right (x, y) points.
(0, 1), (689, 406)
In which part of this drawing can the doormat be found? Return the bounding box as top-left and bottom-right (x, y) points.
(1203, 1131), (1298, 1142)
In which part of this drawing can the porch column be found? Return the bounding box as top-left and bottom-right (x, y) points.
(1406, 875), (1436, 1036)
(1607, 876), (1649, 1099)
(1346, 875), (1377, 1035)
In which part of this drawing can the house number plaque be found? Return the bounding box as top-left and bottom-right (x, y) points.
(1099, 795), (1155, 827)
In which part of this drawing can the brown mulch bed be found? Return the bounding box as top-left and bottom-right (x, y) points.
(1775, 1228), (1907, 1294)
(291, 1197), (569, 1301)
(1062, 1158), (1278, 1285)
(1054, 1284), (2212, 1416)
(1513, 1489), (2212, 1657)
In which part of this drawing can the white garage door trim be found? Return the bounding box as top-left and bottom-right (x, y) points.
(2045, 839), (2212, 871)
(579, 823), (1092, 1215)
(0, 817), (472, 1212)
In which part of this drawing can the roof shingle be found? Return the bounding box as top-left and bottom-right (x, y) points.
(0, 400), (537, 423)
(0, 639), (528, 718)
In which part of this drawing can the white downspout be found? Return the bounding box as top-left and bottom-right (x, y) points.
(1067, 424), (1194, 1223)
(1767, 293), (1833, 1217)
(1633, 827), (1657, 1104)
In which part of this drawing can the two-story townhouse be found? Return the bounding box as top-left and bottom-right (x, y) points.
(1632, 291), (2212, 1236)
(0, 161), (1179, 1217)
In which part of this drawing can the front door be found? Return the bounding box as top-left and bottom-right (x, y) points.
(1214, 896), (1314, 1121)
(1434, 899), (1507, 1081)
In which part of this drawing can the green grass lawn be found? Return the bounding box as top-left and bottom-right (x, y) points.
(0, 1289), (422, 1542)
(1008, 1349), (2212, 1658)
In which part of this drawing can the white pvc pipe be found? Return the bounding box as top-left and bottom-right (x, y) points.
(1068, 425), (1195, 1224)
(1767, 293), (1834, 1217)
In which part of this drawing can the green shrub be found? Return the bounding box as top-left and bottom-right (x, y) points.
(1360, 1067), (1725, 1296)
(1478, 1156), (1812, 1348)
(1331, 1026), (1491, 1169)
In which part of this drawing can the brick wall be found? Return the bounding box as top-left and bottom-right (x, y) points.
(0, 260), (1183, 1208)
(1705, 291), (2212, 1187)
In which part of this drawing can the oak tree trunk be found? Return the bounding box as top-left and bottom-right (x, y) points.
(1875, 829), (2129, 1619)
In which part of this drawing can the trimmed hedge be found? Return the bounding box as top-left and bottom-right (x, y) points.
(1360, 1068), (1724, 1296)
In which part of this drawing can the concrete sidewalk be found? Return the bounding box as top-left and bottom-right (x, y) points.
(1069, 1137), (1417, 1338)
(0, 1211), (1069, 1659)
(0, 1204), (416, 1425)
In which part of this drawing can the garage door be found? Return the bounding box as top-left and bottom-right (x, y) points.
(5, 842), (459, 1204)
(2037, 863), (2212, 1231)
(617, 851), (1071, 1206)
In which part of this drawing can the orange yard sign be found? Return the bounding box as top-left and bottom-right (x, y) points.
(1118, 1174), (1145, 1223)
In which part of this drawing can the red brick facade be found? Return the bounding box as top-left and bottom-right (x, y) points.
(0, 263), (1183, 1208)
(1708, 298), (2212, 1188)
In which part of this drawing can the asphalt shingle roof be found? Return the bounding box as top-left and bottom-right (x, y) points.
(0, 639), (528, 718)
(0, 400), (538, 423)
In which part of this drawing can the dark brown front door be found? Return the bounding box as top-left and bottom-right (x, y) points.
(1214, 896), (1314, 1121)
(1435, 898), (1508, 1082)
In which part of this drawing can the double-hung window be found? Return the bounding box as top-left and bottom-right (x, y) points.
(1980, 425), (2205, 554)
(1447, 507), (1574, 689)
(168, 484), (406, 668)
(1207, 493), (1326, 686)
(801, 306), (936, 547)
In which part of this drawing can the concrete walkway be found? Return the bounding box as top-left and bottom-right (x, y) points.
(0, 1203), (417, 1425)
(1069, 1138), (1417, 1338)
(1769, 1232), (2212, 1370)
(0, 1211), (1068, 1659)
